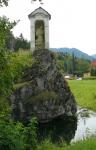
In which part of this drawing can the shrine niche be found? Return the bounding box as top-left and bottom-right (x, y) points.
(28, 7), (51, 52)
(35, 20), (45, 47)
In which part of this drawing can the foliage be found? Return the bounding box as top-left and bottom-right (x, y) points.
(38, 140), (58, 150)
(91, 66), (96, 76)
(57, 59), (65, 71)
(91, 67), (95, 76)
(76, 56), (90, 77)
(0, 0), (9, 7)
(0, 98), (11, 121)
(82, 111), (89, 117)
(0, 120), (24, 150)
(83, 76), (96, 80)
(4, 31), (30, 52)
(22, 117), (37, 150)
(72, 52), (75, 73)
(67, 59), (73, 74)
(26, 91), (58, 103)
(67, 78), (75, 80)
(56, 52), (91, 77)
(14, 33), (30, 52)
(38, 138), (96, 150)
(68, 80), (96, 111)
(0, 1), (32, 124)
(0, 49), (33, 121)
(52, 48), (93, 62)
(0, 49), (32, 97)
(14, 82), (31, 90)
(5, 30), (14, 50)
(0, 14), (19, 97)
(0, 117), (37, 150)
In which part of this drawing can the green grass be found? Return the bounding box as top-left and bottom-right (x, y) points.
(14, 82), (31, 90)
(25, 91), (58, 103)
(38, 138), (96, 150)
(68, 80), (96, 111)
(82, 111), (89, 117)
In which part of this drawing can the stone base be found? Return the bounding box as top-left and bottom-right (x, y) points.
(34, 46), (45, 50)
(35, 43), (45, 47)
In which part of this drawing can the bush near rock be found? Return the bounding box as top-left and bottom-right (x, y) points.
(8, 49), (77, 123)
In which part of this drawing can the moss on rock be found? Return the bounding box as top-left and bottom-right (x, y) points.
(25, 91), (58, 103)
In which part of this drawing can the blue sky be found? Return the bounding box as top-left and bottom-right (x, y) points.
(0, 0), (96, 55)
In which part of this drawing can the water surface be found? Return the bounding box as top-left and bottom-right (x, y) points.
(36, 106), (96, 144)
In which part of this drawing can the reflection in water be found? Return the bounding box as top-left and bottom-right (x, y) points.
(71, 106), (96, 143)
(36, 106), (96, 144)
(36, 118), (77, 144)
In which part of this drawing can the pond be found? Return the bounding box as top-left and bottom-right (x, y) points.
(36, 106), (96, 144)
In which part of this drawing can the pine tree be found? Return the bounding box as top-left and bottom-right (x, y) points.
(72, 51), (75, 74)
(67, 59), (73, 74)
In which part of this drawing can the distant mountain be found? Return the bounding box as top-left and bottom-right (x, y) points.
(50, 48), (94, 61)
(91, 54), (96, 59)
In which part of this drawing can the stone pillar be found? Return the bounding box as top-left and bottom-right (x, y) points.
(44, 18), (49, 49)
(30, 18), (35, 52)
(30, 26), (35, 52)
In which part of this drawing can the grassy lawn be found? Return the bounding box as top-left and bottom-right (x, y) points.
(67, 80), (96, 111)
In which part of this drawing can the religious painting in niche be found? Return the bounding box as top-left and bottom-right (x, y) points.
(35, 20), (45, 47)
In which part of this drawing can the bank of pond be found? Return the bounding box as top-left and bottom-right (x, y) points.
(37, 80), (96, 149)
(1, 79), (96, 150)
(37, 106), (96, 149)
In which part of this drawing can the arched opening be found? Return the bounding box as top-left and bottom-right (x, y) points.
(35, 20), (45, 47)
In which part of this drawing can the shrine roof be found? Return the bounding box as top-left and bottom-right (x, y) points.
(28, 7), (51, 20)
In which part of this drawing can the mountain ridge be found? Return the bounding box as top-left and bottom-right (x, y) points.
(91, 54), (96, 59)
(50, 48), (94, 61)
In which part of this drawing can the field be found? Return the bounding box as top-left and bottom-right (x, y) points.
(67, 80), (96, 111)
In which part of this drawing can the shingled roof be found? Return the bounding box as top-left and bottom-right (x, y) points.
(28, 7), (51, 20)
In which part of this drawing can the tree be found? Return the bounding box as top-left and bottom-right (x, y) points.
(91, 66), (96, 76)
(0, 3), (37, 150)
(0, 4), (33, 124)
(64, 62), (67, 72)
(67, 59), (73, 74)
(5, 31), (14, 51)
(76, 56), (90, 77)
(95, 66), (96, 76)
(0, 0), (9, 7)
(91, 67), (95, 76)
(0, 15), (19, 96)
(72, 51), (75, 73)
(14, 33), (30, 52)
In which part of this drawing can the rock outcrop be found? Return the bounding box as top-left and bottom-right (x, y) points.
(8, 49), (77, 123)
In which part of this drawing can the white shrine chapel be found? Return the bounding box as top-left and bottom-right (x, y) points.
(28, 7), (51, 52)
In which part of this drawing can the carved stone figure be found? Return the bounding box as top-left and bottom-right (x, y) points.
(35, 26), (44, 46)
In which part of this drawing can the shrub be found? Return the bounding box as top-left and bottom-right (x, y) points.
(0, 117), (37, 150)
(83, 77), (96, 80)
(0, 50), (32, 97)
(0, 120), (24, 150)
(22, 117), (37, 150)
(67, 78), (75, 80)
